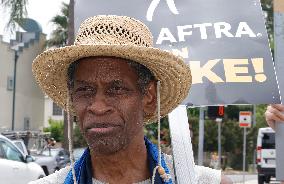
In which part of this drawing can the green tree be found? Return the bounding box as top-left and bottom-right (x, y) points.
(261, 0), (274, 52)
(47, 2), (69, 47)
(261, 0), (273, 35)
(144, 116), (171, 146)
(189, 105), (268, 170)
(1, 0), (28, 30)
(43, 119), (64, 142)
(43, 119), (87, 148)
(73, 124), (87, 148)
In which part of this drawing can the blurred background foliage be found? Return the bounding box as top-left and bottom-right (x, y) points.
(43, 119), (64, 142)
(43, 119), (87, 148)
(145, 105), (268, 170)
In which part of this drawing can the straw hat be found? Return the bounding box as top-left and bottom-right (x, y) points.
(32, 15), (192, 122)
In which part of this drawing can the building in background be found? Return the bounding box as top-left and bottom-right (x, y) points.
(0, 19), (46, 131)
(44, 96), (64, 127)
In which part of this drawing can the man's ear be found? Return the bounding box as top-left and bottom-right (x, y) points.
(143, 81), (157, 116)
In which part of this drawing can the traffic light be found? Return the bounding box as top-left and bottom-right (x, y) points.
(207, 106), (225, 119)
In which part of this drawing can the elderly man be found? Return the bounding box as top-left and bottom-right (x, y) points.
(30, 15), (231, 184)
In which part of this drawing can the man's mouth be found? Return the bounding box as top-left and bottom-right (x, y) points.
(86, 123), (121, 134)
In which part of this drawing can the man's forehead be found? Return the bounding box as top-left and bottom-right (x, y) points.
(74, 79), (125, 85)
(75, 57), (132, 71)
(73, 57), (139, 82)
(77, 56), (129, 65)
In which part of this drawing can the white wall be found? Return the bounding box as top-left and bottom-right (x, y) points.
(0, 36), (14, 131)
(0, 33), (46, 131)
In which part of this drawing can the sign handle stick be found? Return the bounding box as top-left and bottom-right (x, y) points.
(169, 105), (197, 184)
(242, 127), (247, 184)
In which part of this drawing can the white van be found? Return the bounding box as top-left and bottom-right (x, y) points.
(256, 127), (275, 184)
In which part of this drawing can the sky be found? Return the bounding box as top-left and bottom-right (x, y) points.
(0, 0), (69, 42)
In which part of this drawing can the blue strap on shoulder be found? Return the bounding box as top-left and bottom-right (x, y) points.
(144, 136), (173, 184)
(64, 148), (92, 184)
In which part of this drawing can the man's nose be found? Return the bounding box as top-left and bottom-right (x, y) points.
(87, 93), (113, 115)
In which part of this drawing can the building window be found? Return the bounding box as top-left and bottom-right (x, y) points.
(7, 76), (14, 91)
(53, 102), (63, 116)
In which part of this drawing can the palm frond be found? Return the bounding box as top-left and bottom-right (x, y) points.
(50, 15), (68, 29)
(47, 1), (69, 48)
(1, 0), (28, 31)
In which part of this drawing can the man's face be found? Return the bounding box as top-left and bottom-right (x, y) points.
(71, 57), (149, 155)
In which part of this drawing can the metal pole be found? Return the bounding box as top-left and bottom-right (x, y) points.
(198, 107), (205, 165)
(274, 0), (284, 181)
(243, 127), (247, 184)
(218, 119), (222, 169)
(252, 105), (256, 172)
(11, 50), (18, 131)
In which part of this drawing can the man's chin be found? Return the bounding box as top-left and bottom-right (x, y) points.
(87, 135), (129, 156)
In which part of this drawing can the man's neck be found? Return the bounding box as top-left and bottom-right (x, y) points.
(90, 135), (150, 184)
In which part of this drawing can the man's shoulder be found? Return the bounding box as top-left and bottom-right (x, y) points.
(164, 154), (221, 184)
(28, 166), (70, 184)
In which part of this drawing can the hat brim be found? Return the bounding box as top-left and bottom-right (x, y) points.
(32, 44), (192, 122)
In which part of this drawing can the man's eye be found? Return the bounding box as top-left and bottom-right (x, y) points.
(108, 86), (128, 94)
(113, 86), (124, 91)
(75, 87), (93, 92)
(74, 87), (95, 98)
